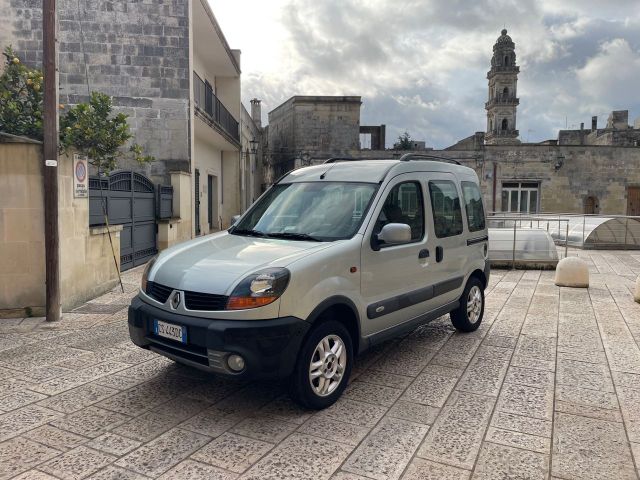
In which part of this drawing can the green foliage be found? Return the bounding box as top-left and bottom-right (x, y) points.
(59, 92), (153, 172)
(0, 46), (44, 139)
(395, 131), (412, 150)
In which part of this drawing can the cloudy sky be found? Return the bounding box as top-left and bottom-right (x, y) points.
(209, 0), (640, 148)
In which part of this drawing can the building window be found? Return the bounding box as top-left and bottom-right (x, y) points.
(501, 118), (508, 131)
(429, 180), (464, 238)
(501, 182), (539, 213)
(502, 87), (509, 97)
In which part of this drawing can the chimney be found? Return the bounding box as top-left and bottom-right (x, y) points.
(591, 116), (597, 131)
(580, 122), (584, 131)
(250, 98), (262, 128)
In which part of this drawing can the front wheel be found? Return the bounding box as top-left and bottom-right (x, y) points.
(450, 277), (484, 332)
(289, 320), (353, 409)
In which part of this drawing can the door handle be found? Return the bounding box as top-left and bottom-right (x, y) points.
(436, 246), (444, 262)
(418, 249), (430, 259)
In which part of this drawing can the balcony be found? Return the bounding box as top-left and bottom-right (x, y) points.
(485, 95), (519, 109)
(487, 65), (520, 79)
(193, 72), (240, 144)
(486, 129), (519, 138)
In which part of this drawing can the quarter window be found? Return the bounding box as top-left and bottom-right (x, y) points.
(461, 182), (486, 232)
(429, 180), (464, 238)
(374, 182), (424, 242)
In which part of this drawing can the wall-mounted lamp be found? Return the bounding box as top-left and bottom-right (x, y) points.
(249, 139), (258, 155)
(554, 152), (565, 171)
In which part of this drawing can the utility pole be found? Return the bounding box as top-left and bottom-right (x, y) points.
(43, 0), (60, 322)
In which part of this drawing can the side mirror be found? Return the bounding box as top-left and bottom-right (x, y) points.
(377, 223), (412, 246)
(230, 215), (241, 226)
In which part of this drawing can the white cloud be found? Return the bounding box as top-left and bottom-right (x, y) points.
(577, 38), (640, 109)
(208, 0), (640, 147)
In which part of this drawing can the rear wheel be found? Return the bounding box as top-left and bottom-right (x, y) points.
(450, 277), (484, 332)
(289, 320), (353, 409)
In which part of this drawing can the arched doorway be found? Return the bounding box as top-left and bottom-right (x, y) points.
(584, 196), (598, 214)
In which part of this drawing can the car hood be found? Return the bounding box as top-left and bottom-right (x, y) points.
(150, 231), (332, 294)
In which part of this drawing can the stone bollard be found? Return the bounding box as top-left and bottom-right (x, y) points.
(635, 277), (640, 303)
(554, 256), (589, 288)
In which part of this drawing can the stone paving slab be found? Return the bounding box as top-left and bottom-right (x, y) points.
(1, 251), (640, 478)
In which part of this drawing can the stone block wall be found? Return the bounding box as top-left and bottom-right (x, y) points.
(0, 142), (123, 315)
(0, 142), (45, 315)
(2, 0), (191, 183)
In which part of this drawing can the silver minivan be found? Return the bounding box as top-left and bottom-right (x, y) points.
(128, 154), (489, 408)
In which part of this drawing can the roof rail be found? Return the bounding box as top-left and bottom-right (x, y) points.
(398, 153), (462, 165)
(323, 156), (400, 164)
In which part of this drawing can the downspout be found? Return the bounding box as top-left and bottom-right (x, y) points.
(492, 161), (497, 212)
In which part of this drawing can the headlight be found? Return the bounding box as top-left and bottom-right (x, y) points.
(140, 255), (158, 293)
(227, 268), (290, 310)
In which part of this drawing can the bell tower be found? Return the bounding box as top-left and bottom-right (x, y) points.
(485, 29), (520, 144)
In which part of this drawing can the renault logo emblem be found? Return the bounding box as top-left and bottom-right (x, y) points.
(170, 291), (181, 309)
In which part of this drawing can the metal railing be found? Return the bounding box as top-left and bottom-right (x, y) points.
(489, 212), (640, 250)
(193, 72), (240, 143)
(487, 215), (569, 269)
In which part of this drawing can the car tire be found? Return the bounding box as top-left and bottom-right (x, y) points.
(289, 320), (353, 410)
(450, 277), (485, 332)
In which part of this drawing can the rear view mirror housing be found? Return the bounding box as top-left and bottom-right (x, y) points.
(373, 223), (412, 250)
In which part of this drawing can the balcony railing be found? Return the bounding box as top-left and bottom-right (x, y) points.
(193, 72), (240, 143)
(486, 129), (519, 137)
(485, 95), (519, 108)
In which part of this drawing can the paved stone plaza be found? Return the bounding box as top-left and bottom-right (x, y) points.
(1, 251), (640, 479)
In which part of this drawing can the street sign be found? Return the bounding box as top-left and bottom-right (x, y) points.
(73, 154), (88, 198)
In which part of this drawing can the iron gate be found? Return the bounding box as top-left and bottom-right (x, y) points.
(89, 171), (158, 271)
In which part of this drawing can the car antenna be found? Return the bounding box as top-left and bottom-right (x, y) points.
(319, 162), (337, 180)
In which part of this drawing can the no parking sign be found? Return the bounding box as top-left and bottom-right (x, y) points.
(73, 154), (88, 198)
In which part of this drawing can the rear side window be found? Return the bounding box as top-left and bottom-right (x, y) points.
(461, 181), (486, 232)
(429, 180), (463, 238)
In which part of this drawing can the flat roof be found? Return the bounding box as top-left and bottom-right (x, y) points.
(269, 96), (362, 115)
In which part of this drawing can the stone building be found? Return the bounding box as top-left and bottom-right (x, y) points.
(558, 110), (640, 147)
(239, 99), (263, 210)
(485, 29), (520, 145)
(3, 0), (244, 242)
(349, 29), (640, 217)
(266, 96), (362, 179)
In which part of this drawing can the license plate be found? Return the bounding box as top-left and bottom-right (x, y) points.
(153, 320), (187, 344)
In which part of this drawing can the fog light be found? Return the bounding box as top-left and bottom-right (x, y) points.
(227, 354), (245, 372)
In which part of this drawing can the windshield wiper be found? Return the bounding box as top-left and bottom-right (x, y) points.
(266, 232), (322, 242)
(231, 228), (267, 237)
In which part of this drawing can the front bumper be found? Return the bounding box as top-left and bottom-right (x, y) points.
(128, 296), (310, 379)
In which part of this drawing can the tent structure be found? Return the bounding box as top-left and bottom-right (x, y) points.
(546, 216), (640, 249)
(488, 228), (559, 267)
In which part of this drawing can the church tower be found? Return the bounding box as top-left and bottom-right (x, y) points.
(485, 29), (520, 144)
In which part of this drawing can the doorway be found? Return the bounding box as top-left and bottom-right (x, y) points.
(208, 174), (219, 231)
(627, 187), (640, 216)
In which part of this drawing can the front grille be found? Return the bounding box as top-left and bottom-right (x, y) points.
(184, 290), (229, 311)
(146, 281), (173, 303)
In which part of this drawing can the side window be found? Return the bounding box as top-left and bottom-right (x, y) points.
(374, 181), (424, 243)
(461, 181), (486, 232)
(429, 180), (464, 238)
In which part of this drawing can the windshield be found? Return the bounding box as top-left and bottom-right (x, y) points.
(232, 182), (378, 241)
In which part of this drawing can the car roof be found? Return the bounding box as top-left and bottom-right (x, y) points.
(280, 159), (478, 184)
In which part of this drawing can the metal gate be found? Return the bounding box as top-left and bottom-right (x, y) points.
(89, 171), (158, 271)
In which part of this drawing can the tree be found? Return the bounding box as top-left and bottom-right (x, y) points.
(59, 92), (153, 172)
(0, 46), (44, 139)
(395, 131), (412, 150)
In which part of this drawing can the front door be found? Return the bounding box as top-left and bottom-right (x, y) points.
(208, 174), (218, 231)
(360, 174), (436, 336)
(627, 187), (640, 216)
(195, 169), (201, 236)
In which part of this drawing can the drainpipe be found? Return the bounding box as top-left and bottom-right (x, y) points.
(492, 162), (497, 212)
